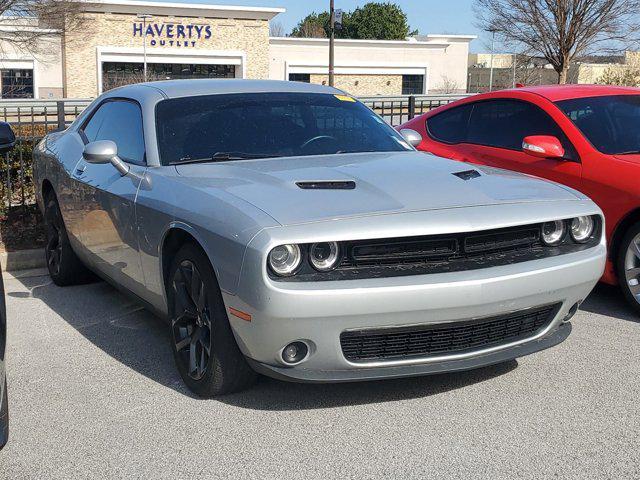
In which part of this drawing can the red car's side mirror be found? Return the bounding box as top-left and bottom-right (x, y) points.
(522, 135), (565, 159)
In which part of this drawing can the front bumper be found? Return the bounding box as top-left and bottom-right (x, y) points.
(247, 322), (572, 383)
(225, 202), (606, 383)
(225, 241), (604, 382)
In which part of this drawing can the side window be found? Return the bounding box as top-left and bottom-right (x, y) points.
(81, 100), (145, 165)
(426, 104), (473, 144)
(467, 99), (577, 160)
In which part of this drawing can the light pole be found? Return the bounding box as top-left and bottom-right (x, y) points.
(329, 0), (335, 87)
(137, 13), (152, 82)
(488, 29), (496, 92)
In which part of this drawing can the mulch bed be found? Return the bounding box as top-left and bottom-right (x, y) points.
(0, 205), (46, 252)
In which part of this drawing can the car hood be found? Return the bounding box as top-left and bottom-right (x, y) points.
(174, 151), (581, 226)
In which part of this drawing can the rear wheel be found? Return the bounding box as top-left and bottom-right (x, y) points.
(616, 222), (640, 314)
(44, 193), (93, 286)
(168, 243), (256, 397)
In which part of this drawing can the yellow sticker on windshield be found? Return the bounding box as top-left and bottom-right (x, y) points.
(334, 94), (356, 102)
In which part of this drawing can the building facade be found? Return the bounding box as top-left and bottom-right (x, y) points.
(0, 0), (476, 99)
(270, 35), (475, 96)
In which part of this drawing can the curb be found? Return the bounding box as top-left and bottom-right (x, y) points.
(0, 248), (46, 272)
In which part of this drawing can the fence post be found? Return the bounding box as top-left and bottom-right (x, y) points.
(56, 100), (65, 130)
(408, 95), (416, 120)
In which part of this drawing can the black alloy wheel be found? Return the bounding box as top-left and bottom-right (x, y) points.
(171, 260), (212, 381)
(168, 243), (256, 396)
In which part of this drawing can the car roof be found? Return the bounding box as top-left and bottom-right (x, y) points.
(109, 79), (344, 99)
(486, 84), (640, 102)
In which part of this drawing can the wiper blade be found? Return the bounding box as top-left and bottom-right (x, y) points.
(170, 152), (278, 164)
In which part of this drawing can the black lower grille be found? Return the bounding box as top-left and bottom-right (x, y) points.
(340, 304), (560, 362)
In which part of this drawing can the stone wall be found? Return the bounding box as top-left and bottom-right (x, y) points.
(64, 13), (270, 98)
(309, 74), (403, 96)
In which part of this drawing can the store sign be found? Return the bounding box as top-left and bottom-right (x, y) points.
(132, 22), (212, 48)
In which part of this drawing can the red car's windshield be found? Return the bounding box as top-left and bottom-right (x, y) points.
(556, 95), (640, 155)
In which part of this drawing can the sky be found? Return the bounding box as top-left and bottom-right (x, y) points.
(163, 0), (487, 52)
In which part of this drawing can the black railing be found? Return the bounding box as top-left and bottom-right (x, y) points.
(360, 94), (470, 126)
(0, 94), (467, 212)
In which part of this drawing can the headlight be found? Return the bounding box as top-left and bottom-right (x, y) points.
(570, 216), (594, 243)
(268, 244), (301, 276)
(541, 220), (565, 245)
(309, 242), (340, 271)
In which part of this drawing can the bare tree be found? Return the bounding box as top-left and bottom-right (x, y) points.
(269, 20), (285, 37)
(0, 0), (83, 56)
(475, 0), (640, 83)
(437, 75), (459, 94)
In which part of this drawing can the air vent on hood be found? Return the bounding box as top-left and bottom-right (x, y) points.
(452, 169), (481, 181)
(296, 180), (356, 190)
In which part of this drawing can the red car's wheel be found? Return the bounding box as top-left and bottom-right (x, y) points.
(617, 222), (640, 314)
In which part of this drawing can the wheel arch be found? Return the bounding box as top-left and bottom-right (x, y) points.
(610, 207), (640, 270)
(159, 223), (224, 302)
(41, 179), (54, 197)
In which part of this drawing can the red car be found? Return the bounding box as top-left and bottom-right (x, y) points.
(399, 85), (640, 312)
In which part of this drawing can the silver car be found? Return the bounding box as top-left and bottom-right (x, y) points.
(33, 80), (606, 396)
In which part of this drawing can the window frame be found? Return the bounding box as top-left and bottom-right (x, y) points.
(79, 97), (147, 166)
(424, 103), (473, 145)
(426, 98), (580, 162)
(401, 74), (425, 95)
(0, 68), (34, 99)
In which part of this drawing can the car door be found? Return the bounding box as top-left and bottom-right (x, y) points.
(461, 99), (582, 190)
(72, 99), (147, 295)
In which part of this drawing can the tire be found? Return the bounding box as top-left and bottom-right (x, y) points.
(0, 377), (8, 450)
(168, 243), (257, 397)
(616, 221), (640, 314)
(44, 192), (93, 286)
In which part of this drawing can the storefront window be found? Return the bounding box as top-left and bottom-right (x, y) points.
(1, 69), (34, 98)
(288, 73), (310, 83)
(102, 62), (236, 91)
(401, 74), (424, 95)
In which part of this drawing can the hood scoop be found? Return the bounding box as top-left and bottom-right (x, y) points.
(296, 180), (356, 190)
(452, 169), (481, 181)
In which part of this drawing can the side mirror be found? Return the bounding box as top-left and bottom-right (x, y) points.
(83, 140), (129, 176)
(399, 128), (423, 147)
(0, 122), (16, 154)
(522, 135), (565, 159)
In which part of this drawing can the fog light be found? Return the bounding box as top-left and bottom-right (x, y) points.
(281, 341), (308, 364)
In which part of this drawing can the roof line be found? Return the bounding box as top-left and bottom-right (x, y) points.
(79, 0), (285, 14)
(269, 37), (450, 47)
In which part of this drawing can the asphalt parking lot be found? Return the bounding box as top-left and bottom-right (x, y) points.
(0, 269), (638, 479)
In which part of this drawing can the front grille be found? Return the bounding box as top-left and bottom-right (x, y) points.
(340, 304), (560, 362)
(274, 217), (601, 282)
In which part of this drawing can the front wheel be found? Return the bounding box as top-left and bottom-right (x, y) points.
(616, 222), (640, 314)
(168, 243), (256, 397)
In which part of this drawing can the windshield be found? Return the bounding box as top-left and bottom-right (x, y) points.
(556, 95), (640, 155)
(155, 92), (412, 165)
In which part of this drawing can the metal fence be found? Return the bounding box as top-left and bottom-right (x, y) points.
(0, 94), (466, 211)
(360, 94), (471, 126)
